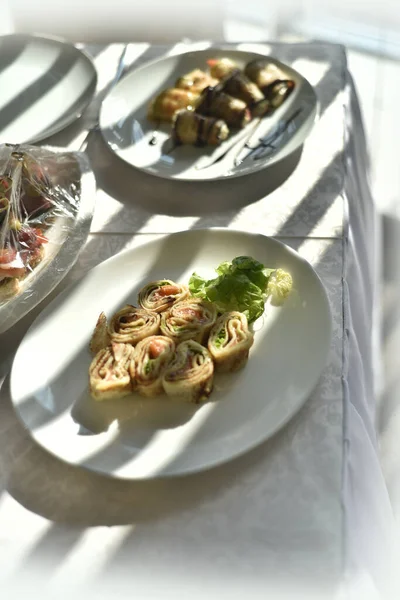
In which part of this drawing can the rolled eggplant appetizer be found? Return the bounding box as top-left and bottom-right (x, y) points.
(90, 312), (110, 355)
(173, 109), (229, 146)
(147, 88), (198, 122)
(162, 340), (214, 403)
(208, 311), (254, 373)
(132, 335), (176, 397)
(244, 60), (287, 93)
(108, 305), (160, 345)
(160, 297), (217, 344)
(176, 69), (218, 94)
(264, 79), (295, 109)
(207, 57), (238, 80)
(196, 86), (251, 129)
(138, 279), (189, 313)
(89, 342), (134, 401)
(220, 71), (270, 117)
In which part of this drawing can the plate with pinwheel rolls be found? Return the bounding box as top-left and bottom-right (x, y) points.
(10, 229), (331, 479)
(100, 48), (318, 181)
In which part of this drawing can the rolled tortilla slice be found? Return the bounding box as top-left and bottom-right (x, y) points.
(208, 311), (254, 372)
(133, 335), (176, 397)
(138, 280), (189, 313)
(89, 342), (134, 400)
(160, 297), (217, 344)
(162, 340), (214, 403)
(90, 312), (110, 355)
(108, 305), (160, 345)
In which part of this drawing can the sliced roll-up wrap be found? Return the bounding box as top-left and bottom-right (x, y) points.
(89, 342), (134, 400)
(162, 340), (214, 403)
(108, 305), (160, 345)
(160, 297), (217, 344)
(138, 279), (189, 313)
(132, 335), (176, 397)
(90, 311), (110, 355)
(208, 311), (254, 372)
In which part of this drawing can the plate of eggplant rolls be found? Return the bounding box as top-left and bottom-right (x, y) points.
(10, 229), (331, 478)
(100, 49), (318, 181)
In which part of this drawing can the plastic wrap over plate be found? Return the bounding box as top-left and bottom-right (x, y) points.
(0, 144), (96, 333)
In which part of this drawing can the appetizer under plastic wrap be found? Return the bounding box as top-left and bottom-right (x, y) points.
(172, 110), (229, 146)
(208, 311), (254, 372)
(0, 144), (80, 306)
(108, 305), (160, 345)
(147, 88), (198, 122)
(89, 342), (134, 401)
(195, 86), (251, 129)
(162, 340), (214, 403)
(138, 279), (189, 313)
(133, 335), (176, 397)
(176, 69), (218, 94)
(160, 297), (217, 344)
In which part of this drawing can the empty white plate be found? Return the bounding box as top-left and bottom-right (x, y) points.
(10, 229), (332, 479)
(0, 34), (97, 144)
(100, 48), (318, 181)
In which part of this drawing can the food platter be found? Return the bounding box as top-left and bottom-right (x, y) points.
(0, 146), (96, 333)
(100, 48), (318, 181)
(10, 229), (332, 479)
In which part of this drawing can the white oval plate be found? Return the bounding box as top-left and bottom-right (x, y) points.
(10, 229), (331, 479)
(100, 48), (318, 181)
(0, 34), (97, 144)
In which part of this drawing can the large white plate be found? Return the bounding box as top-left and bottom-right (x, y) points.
(0, 34), (97, 144)
(10, 229), (331, 479)
(100, 48), (318, 181)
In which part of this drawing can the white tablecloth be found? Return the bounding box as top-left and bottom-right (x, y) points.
(0, 42), (395, 600)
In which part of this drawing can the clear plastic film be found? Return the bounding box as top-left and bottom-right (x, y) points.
(0, 143), (96, 334)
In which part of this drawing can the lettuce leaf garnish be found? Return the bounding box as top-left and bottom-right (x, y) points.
(189, 256), (291, 323)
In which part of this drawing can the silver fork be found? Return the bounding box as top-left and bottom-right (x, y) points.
(79, 44), (128, 152)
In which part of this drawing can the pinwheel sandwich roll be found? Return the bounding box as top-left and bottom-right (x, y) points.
(138, 279), (189, 313)
(133, 335), (175, 397)
(90, 312), (110, 354)
(162, 340), (214, 403)
(160, 297), (217, 344)
(109, 305), (160, 345)
(208, 311), (254, 372)
(89, 342), (134, 401)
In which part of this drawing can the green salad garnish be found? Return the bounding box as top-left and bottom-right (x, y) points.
(189, 256), (292, 323)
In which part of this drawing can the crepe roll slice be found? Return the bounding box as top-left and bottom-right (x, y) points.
(138, 279), (189, 314)
(109, 305), (160, 345)
(196, 87), (251, 129)
(89, 342), (134, 401)
(163, 340), (214, 403)
(221, 71), (270, 117)
(173, 110), (229, 146)
(160, 298), (217, 344)
(176, 69), (219, 94)
(244, 60), (287, 93)
(147, 88), (198, 122)
(133, 335), (176, 397)
(208, 311), (254, 373)
(207, 57), (238, 80)
(90, 312), (110, 355)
